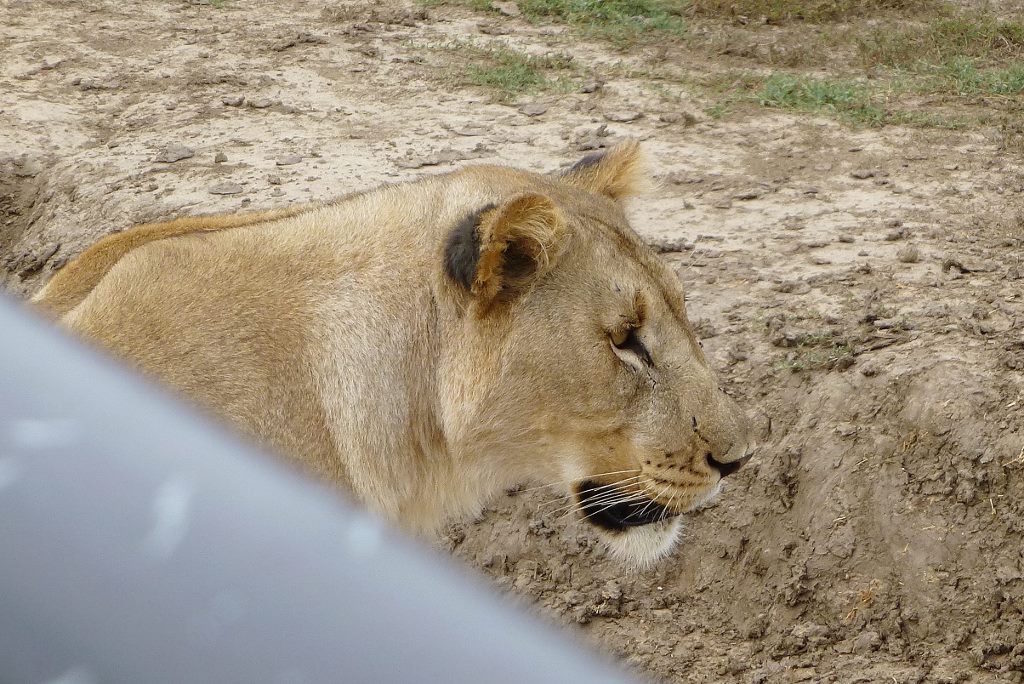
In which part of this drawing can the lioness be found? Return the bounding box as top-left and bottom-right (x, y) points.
(32, 141), (752, 566)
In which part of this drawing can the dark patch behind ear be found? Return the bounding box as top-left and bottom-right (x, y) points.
(444, 203), (494, 289)
(565, 150), (606, 173)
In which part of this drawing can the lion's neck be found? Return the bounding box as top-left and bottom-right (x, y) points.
(299, 177), (543, 534)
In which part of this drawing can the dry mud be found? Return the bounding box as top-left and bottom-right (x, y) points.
(2, 1), (1022, 682)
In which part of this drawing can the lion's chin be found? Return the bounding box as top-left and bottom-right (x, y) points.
(589, 480), (725, 569)
(598, 517), (683, 569)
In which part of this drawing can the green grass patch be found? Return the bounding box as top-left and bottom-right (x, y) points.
(420, 0), (686, 44)
(931, 58), (1024, 96)
(701, 71), (977, 128)
(434, 42), (575, 101)
(517, 0), (686, 41)
(420, 0), (495, 9)
(688, 0), (935, 23)
(757, 74), (886, 124)
(858, 14), (1024, 68)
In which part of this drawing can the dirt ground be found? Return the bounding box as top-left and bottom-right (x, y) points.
(2, 1), (1023, 682)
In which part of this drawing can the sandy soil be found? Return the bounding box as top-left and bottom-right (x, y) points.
(2, 1), (1023, 682)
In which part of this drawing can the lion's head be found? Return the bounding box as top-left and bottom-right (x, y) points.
(439, 141), (753, 567)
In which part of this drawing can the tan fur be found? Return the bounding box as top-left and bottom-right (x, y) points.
(559, 139), (653, 200)
(32, 141), (752, 566)
(31, 206), (314, 318)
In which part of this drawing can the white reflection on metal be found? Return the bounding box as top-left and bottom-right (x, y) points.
(40, 666), (97, 684)
(9, 418), (80, 450)
(0, 457), (21, 491)
(346, 516), (382, 559)
(142, 476), (195, 560)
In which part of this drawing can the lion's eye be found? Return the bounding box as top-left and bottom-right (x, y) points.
(610, 327), (653, 367)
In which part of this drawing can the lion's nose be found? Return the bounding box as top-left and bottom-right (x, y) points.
(706, 450), (752, 478)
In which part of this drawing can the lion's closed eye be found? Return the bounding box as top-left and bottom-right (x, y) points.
(610, 326), (653, 368)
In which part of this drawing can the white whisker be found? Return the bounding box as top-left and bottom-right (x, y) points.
(535, 475), (647, 510)
(514, 468), (642, 495)
(563, 490), (653, 523)
(550, 478), (656, 521)
(636, 481), (674, 520)
(548, 490), (648, 520)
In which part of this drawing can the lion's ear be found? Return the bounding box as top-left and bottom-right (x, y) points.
(558, 139), (650, 201)
(444, 193), (566, 313)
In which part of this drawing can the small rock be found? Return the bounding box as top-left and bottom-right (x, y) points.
(734, 188), (763, 201)
(860, 362), (880, 377)
(850, 169), (876, 180)
(770, 330), (804, 348)
(276, 154), (303, 166)
(164, 100), (178, 110)
(772, 281), (812, 295)
(518, 102), (547, 117)
(209, 182), (243, 195)
(222, 94), (245, 107)
(214, 151), (227, 163)
(580, 80), (603, 94)
(450, 125), (486, 137)
(576, 137), (604, 151)
(897, 245), (921, 263)
(14, 158), (43, 178)
(853, 631), (882, 654)
(18, 243), (61, 277)
(713, 200), (733, 210)
(153, 144), (195, 163)
(810, 256), (831, 265)
(835, 355), (856, 371)
(493, 1), (520, 16)
(742, 614), (769, 640)
(249, 97), (275, 109)
(872, 318), (908, 330)
(600, 580), (623, 602)
(835, 423), (858, 438)
(604, 110), (642, 123)
(477, 22), (510, 35)
(77, 77), (120, 91)
(838, 235), (854, 243)
(267, 174), (282, 185)
(563, 590), (585, 607)
(791, 622), (829, 640)
(659, 111), (697, 126)
(270, 187), (285, 197)
(650, 237), (693, 253)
